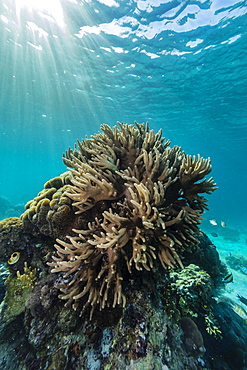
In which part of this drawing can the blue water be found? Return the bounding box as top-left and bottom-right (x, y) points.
(0, 0), (246, 230)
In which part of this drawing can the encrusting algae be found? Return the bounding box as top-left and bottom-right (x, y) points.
(2, 262), (36, 322)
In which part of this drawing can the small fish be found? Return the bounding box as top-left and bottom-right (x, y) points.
(209, 219), (218, 226)
(223, 272), (233, 283)
(233, 304), (247, 319)
(211, 232), (218, 237)
(221, 221), (226, 227)
(239, 266), (247, 275)
(237, 295), (247, 307)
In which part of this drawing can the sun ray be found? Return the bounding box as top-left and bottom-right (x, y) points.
(15, 0), (65, 27)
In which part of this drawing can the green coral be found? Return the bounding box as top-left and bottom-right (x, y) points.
(168, 264), (212, 316)
(163, 264), (222, 338)
(205, 313), (222, 338)
(2, 262), (37, 322)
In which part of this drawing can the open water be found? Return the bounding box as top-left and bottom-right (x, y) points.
(0, 0), (247, 367)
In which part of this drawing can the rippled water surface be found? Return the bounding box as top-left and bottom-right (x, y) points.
(0, 0), (246, 228)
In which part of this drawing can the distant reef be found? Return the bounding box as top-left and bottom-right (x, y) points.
(0, 123), (246, 370)
(0, 196), (24, 220)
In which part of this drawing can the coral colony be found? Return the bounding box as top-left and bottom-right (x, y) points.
(23, 122), (217, 317)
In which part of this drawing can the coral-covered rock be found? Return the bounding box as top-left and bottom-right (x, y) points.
(168, 264), (212, 317)
(3, 262), (36, 323)
(0, 217), (24, 262)
(0, 123), (246, 370)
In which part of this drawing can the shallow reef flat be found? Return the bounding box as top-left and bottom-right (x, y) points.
(0, 123), (246, 370)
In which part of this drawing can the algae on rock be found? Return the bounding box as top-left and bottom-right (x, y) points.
(2, 262), (36, 323)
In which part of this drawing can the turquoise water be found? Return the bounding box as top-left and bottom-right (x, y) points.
(0, 0), (246, 231)
(1, 3), (247, 368)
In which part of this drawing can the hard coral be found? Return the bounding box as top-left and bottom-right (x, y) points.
(48, 122), (217, 318)
(21, 172), (74, 238)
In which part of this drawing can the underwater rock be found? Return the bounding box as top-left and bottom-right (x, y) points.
(205, 301), (247, 369)
(183, 233), (228, 287)
(0, 264), (8, 303)
(0, 217), (25, 262)
(180, 317), (205, 355)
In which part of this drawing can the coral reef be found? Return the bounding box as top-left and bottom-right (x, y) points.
(48, 122), (217, 317)
(0, 123), (246, 370)
(225, 253), (247, 274)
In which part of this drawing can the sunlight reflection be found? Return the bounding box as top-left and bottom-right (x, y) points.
(15, 0), (65, 27)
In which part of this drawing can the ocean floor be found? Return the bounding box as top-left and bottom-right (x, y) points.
(201, 222), (247, 306)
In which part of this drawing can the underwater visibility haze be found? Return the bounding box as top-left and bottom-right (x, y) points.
(0, 0), (247, 369)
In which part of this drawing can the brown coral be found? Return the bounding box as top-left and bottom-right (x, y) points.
(48, 122), (217, 318)
(21, 172), (75, 238)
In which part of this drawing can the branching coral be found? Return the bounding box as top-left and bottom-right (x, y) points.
(205, 313), (222, 338)
(48, 122), (217, 318)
